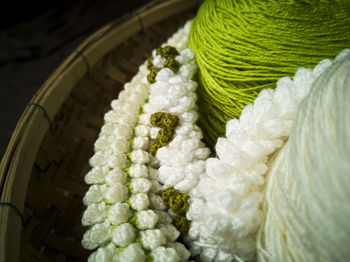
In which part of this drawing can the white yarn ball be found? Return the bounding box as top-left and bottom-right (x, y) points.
(258, 52), (350, 262)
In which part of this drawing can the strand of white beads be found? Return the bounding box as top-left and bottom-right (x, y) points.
(81, 21), (193, 262)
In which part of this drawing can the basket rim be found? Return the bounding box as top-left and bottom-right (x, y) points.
(0, 0), (199, 261)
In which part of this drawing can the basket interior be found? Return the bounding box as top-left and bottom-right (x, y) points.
(20, 10), (195, 262)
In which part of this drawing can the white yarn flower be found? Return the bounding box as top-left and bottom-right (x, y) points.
(88, 242), (116, 262)
(131, 149), (150, 165)
(140, 229), (167, 250)
(83, 184), (107, 205)
(117, 243), (146, 262)
(107, 152), (127, 169)
(82, 220), (111, 250)
(112, 223), (136, 247)
(107, 203), (130, 225)
(133, 136), (149, 150)
(130, 178), (152, 193)
(85, 165), (109, 184)
(167, 242), (191, 262)
(149, 193), (167, 210)
(82, 202), (107, 226)
(150, 246), (180, 262)
(105, 169), (127, 185)
(136, 210), (159, 230)
(154, 210), (172, 225)
(129, 163), (149, 178)
(89, 150), (111, 167)
(104, 183), (129, 204)
(129, 193), (150, 211)
(159, 224), (180, 242)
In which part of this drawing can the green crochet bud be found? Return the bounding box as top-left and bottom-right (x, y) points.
(175, 215), (191, 235)
(156, 46), (179, 58)
(150, 112), (165, 127)
(164, 57), (180, 73)
(150, 112), (179, 128)
(161, 188), (177, 204)
(147, 67), (161, 84)
(156, 127), (174, 146)
(162, 114), (179, 128)
(150, 112), (179, 155)
(150, 142), (162, 156)
(147, 58), (154, 71)
(168, 191), (189, 216)
(162, 188), (189, 215)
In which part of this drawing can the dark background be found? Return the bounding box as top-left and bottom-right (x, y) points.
(0, 0), (152, 158)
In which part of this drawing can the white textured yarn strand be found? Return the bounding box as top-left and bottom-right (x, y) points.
(140, 21), (210, 193)
(186, 52), (337, 261)
(257, 50), (350, 262)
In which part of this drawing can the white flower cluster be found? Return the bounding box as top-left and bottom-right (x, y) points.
(82, 21), (194, 262)
(142, 49), (210, 193)
(186, 58), (334, 261)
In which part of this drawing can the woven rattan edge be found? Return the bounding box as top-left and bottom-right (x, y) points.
(0, 1), (199, 261)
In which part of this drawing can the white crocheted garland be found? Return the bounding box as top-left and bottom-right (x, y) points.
(141, 49), (210, 193)
(81, 21), (193, 262)
(186, 57), (334, 261)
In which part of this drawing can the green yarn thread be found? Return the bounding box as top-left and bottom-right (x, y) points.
(189, 0), (350, 148)
(149, 112), (179, 156)
(147, 46), (180, 84)
(161, 188), (191, 235)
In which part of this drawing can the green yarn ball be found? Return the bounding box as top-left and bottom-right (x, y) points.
(189, 0), (350, 148)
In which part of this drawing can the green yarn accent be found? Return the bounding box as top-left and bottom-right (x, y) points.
(147, 46), (181, 84)
(147, 67), (161, 84)
(150, 112), (179, 128)
(156, 127), (175, 145)
(156, 46), (179, 58)
(116, 247), (126, 255)
(150, 142), (162, 156)
(125, 180), (133, 191)
(126, 199), (132, 208)
(147, 58), (155, 71)
(189, 0), (350, 148)
(164, 57), (180, 73)
(161, 188), (176, 203)
(135, 232), (142, 245)
(162, 188), (189, 216)
(162, 188), (191, 235)
(129, 215), (139, 227)
(150, 112), (165, 127)
(149, 112), (179, 156)
(175, 215), (191, 235)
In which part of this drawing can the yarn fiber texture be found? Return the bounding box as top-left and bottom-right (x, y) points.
(257, 50), (350, 262)
(186, 50), (334, 262)
(189, 0), (350, 148)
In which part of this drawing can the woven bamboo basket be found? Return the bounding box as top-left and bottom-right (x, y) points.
(0, 1), (199, 261)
